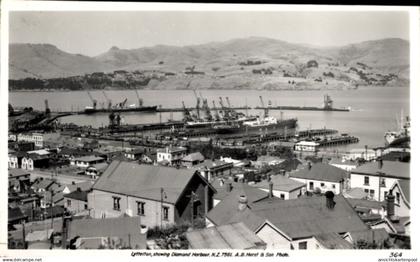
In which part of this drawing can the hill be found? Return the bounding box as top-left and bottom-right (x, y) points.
(9, 37), (410, 90)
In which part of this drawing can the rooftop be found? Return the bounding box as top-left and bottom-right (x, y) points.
(92, 160), (213, 204)
(252, 196), (368, 239)
(251, 175), (305, 192)
(157, 147), (187, 154)
(314, 232), (353, 249)
(9, 169), (30, 178)
(352, 161), (409, 179)
(186, 222), (266, 249)
(196, 159), (233, 170)
(68, 217), (147, 249)
(73, 156), (104, 162)
(290, 163), (348, 182)
(64, 189), (88, 202)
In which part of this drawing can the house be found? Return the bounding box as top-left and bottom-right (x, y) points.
(17, 132), (60, 148)
(251, 175), (305, 200)
(186, 222), (266, 249)
(196, 159), (234, 181)
(124, 148), (144, 161)
(20, 149), (52, 171)
(289, 163), (348, 194)
(329, 158), (358, 171)
(64, 188), (89, 215)
(388, 180), (410, 217)
(31, 178), (59, 194)
(140, 152), (157, 165)
(346, 198), (386, 220)
(253, 155), (285, 168)
(85, 162), (109, 179)
(343, 148), (378, 161)
(343, 228), (390, 247)
(220, 156), (248, 167)
(62, 181), (94, 195)
(9, 169), (31, 193)
(70, 155), (105, 168)
(294, 141), (319, 152)
(207, 194), (368, 249)
(88, 161), (216, 228)
(67, 216), (147, 249)
(156, 146), (187, 166)
(350, 160), (409, 201)
(181, 152), (205, 167)
(210, 179), (272, 207)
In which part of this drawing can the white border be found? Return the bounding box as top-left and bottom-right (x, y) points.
(1, 1), (419, 261)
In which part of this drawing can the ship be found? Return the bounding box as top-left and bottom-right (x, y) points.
(384, 114), (410, 147)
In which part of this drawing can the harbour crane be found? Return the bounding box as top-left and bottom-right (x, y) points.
(219, 97), (229, 120)
(87, 91), (97, 110)
(225, 97), (238, 119)
(182, 101), (193, 122)
(259, 96), (269, 118)
(102, 91), (112, 110)
(192, 90), (201, 119)
(134, 89), (143, 107)
(212, 100), (221, 121)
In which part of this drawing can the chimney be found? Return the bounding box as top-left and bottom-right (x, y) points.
(76, 187), (81, 192)
(386, 194), (395, 218)
(226, 182), (233, 192)
(308, 162), (312, 170)
(378, 158), (383, 169)
(72, 181), (76, 185)
(268, 181), (274, 198)
(238, 195), (248, 211)
(325, 191), (336, 210)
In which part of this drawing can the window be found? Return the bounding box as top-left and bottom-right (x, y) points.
(280, 194), (285, 200)
(163, 206), (169, 221)
(67, 200), (71, 207)
(84, 204), (88, 210)
(369, 189), (375, 198)
(298, 241), (307, 250)
(113, 196), (121, 211)
(309, 182), (314, 190)
(332, 184), (336, 189)
(137, 201), (145, 216)
(364, 176), (369, 186)
(384, 191), (388, 200)
(396, 192), (401, 204)
(364, 189), (369, 193)
(380, 178), (386, 187)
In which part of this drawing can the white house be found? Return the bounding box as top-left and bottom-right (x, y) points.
(251, 175), (305, 200)
(294, 141), (319, 152)
(289, 163), (348, 194)
(329, 158), (358, 171)
(350, 160), (409, 202)
(70, 156), (105, 168)
(388, 180), (410, 217)
(156, 147), (187, 166)
(343, 148), (378, 161)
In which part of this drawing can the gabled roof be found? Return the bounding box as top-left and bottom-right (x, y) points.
(182, 152), (204, 162)
(343, 188), (369, 199)
(92, 160), (214, 204)
(391, 180), (410, 204)
(346, 198), (385, 210)
(314, 232), (353, 249)
(290, 163), (348, 182)
(186, 222), (266, 249)
(68, 217), (146, 249)
(65, 181), (94, 193)
(157, 146), (186, 154)
(251, 175), (305, 192)
(352, 161), (409, 179)
(251, 196), (368, 239)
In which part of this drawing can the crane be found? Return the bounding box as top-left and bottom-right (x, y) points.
(225, 97), (237, 119)
(134, 89), (143, 107)
(259, 96), (269, 118)
(219, 97), (229, 120)
(192, 90), (201, 120)
(182, 101), (193, 122)
(212, 100), (220, 121)
(102, 91), (112, 110)
(87, 91), (97, 110)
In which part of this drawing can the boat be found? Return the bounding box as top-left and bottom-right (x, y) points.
(384, 114), (410, 146)
(83, 105), (158, 114)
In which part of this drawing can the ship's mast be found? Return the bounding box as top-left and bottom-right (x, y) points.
(259, 96), (269, 118)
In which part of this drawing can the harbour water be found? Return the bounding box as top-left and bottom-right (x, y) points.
(9, 86), (409, 150)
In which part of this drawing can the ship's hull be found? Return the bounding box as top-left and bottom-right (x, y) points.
(255, 106), (349, 112)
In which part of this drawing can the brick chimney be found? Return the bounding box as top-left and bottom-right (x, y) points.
(325, 191), (336, 210)
(386, 194), (395, 217)
(238, 195), (248, 211)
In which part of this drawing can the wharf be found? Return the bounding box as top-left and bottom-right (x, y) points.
(317, 136), (359, 147)
(255, 106), (350, 112)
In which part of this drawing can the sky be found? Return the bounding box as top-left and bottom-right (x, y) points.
(9, 11), (410, 57)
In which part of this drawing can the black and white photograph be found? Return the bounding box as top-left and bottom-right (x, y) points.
(1, 1), (419, 258)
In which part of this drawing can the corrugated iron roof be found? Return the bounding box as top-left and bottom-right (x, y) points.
(314, 232), (353, 249)
(186, 222), (265, 249)
(92, 160), (213, 204)
(290, 163), (348, 182)
(352, 161), (409, 179)
(251, 175), (305, 192)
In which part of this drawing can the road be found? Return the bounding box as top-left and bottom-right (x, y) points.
(30, 169), (93, 185)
